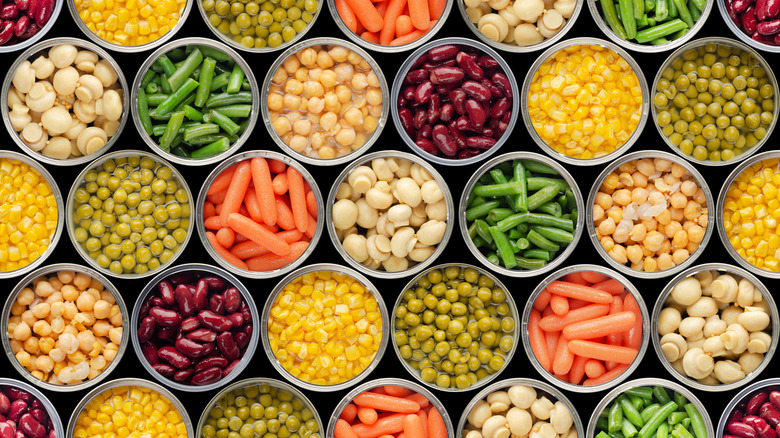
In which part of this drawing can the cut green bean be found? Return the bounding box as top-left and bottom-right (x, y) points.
(527, 177), (570, 192)
(213, 104), (252, 118)
(623, 418), (639, 438)
(183, 105), (203, 122)
(154, 78), (199, 116)
(531, 226), (574, 243)
(526, 230), (559, 252)
(226, 63), (245, 94)
(159, 111), (185, 152)
(521, 160), (558, 175)
(474, 220), (493, 244)
(527, 185), (560, 211)
(671, 0), (693, 26)
(602, 0), (629, 38)
(635, 19), (687, 42)
(137, 89), (153, 136)
(156, 55), (176, 77)
(205, 91), (253, 107)
(489, 226), (517, 269)
(523, 249), (551, 261)
(638, 402), (677, 438)
(168, 48), (202, 91)
(488, 208), (514, 223)
(208, 110), (241, 136)
(466, 201), (501, 221)
(514, 161), (528, 212)
(473, 181), (525, 197)
(538, 201), (563, 217)
(195, 57), (217, 107)
(183, 123), (220, 142)
(192, 137), (231, 159)
(683, 405), (706, 438)
(196, 45), (234, 62)
(619, 0), (637, 38)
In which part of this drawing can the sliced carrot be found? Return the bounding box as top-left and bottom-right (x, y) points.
(335, 419), (360, 438)
(561, 271), (588, 285)
(243, 190), (263, 223)
(567, 340), (638, 364)
(546, 280), (613, 304)
(427, 407), (446, 438)
(354, 393), (420, 414)
(552, 333), (574, 375)
(583, 364), (629, 386)
(229, 230), (303, 259)
(592, 278), (626, 295)
(215, 227), (235, 248)
(206, 231), (248, 270)
(287, 167), (309, 233)
(306, 190), (318, 218)
(227, 213), (291, 256)
(402, 414), (425, 438)
(383, 386), (413, 397)
(207, 189), (227, 204)
(358, 406), (379, 425)
(203, 202), (216, 219)
(204, 216), (224, 230)
(533, 290), (552, 311)
(584, 359), (606, 378)
(361, 31), (380, 43)
(272, 172), (288, 195)
(219, 161), (252, 227)
(562, 311), (636, 340)
(404, 393), (429, 409)
(581, 271), (609, 283)
(245, 241), (308, 272)
(538, 304), (611, 332)
(528, 309), (552, 372)
(623, 294), (643, 349)
(395, 14), (413, 35)
(351, 413), (406, 438)
(550, 294), (569, 316)
(379, 0), (407, 45)
(408, 0), (429, 29)
(335, 0), (359, 32)
(427, 0), (445, 18)
(250, 157), (277, 226)
(207, 163), (238, 195)
(276, 196), (296, 231)
(341, 404), (358, 422)
(345, 0), (384, 32)
(569, 354), (588, 385)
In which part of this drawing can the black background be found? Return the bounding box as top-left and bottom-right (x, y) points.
(0, 1), (773, 435)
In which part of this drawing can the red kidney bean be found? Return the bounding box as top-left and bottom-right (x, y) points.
(217, 332), (240, 361)
(240, 301), (251, 323)
(432, 124), (457, 156)
(482, 79), (503, 98)
(492, 73), (513, 100)
(30, 400), (41, 410)
(192, 367), (222, 386)
(402, 85), (416, 101)
(222, 360), (241, 377)
(0, 423), (12, 438)
(750, 393), (770, 416)
(201, 276), (225, 290)
(186, 328), (217, 343)
(148, 307), (181, 327)
(194, 279), (209, 311)
(7, 388), (30, 404)
(454, 115), (472, 132)
(168, 271), (194, 285)
(148, 297), (165, 308)
(727, 0), (744, 25)
(744, 416), (777, 438)
(457, 149), (481, 159)
(752, 31), (776, 43)
(0, 393), (9, 414)
(427, 94), (441, 124)
(457, 52), (484, 80)
(758, 0), (770, 19)
(410, 53), (428, 69)
(398, 107), (415, 137)
(158, 280), (176, 306)
(477, 55), (500, 70)
(448, 122), (468, 149)
(413, 108), (427, 129)
(26, 0), (37, 17)
(208, 294), (225, 314)
(180, 316), (200, 332)
(428, 44), (459, 62)
(175, 338), (209, 359)
(224, 287), (241, 313)
(404, 69), (429, 84)
(18, 414), (45, 438)
(13, 15), (28, 37)
(735, 0), (755, 11)
(430, 66), (465, 85)
(422, 58), (457, 70)
(447, 89), (467, 115)
(227, 313), (244, 328)
(30, 409), (46, 427)
(198, 310), (232, 332)
(0, 21), (14, 45)
(416, 124), (432, 141)
(156, 325), (177, 341)
(758, 18), (780, 33)
(744, 6), (759, 32)
(1, 5), (18, 20)
(770, 392), (780, 409)
(414, 81), (433, 104)
(137, 316), (156, 343)
(466, 136), (497, 149)
(175, 284), (195, 317)
(141, 342), (159, 365)
(440, 103), (454, 121)
(152, 363), (176, 376)
(158, 346), (191, 368)
(8, 400), (27, 423)
(416, 138), (437, 155)
(731, 422), (760, 438)
(462, 81), (492, 102)
(173, 368), (195, 382)
(194, 356), (229, 373)
(762, 403), (780, 427)
(234, 332), (249, 350)
(767, 0), (780, 16)
(490, 97), (510, 120)
(15, 0), (29, 10)
(464, 99), (486, 128)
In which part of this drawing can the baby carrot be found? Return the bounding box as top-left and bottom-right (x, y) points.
(206, 231), (249, 270)
(568, 298), (588, 310)
(207, 163), (238, 195)
(384, 386), (413, 397)
(592, 278), (626, 295)
(428, 407), (447, 438)
(538, 304), (611, 332)
(427, 0), (445, 18)
(336, 0), (359, 32)
(584, 359), (606, 378)
(205, 216), (223, 230)
(243, 190), (264, 223)
(229, 230), (303, 259)
(405, 393), (429, 409)
(335, 419), (360, 438)
(550, 294), (569, 315)
(567, 340), (638, 364)
(286, 167), (309, 233)
(402, 414), (425, 438)
(361, 31), (381, 43)
(306, 213), (317, 239)
(204, 201), (216, 219)
(554, 372), (570, 383)
(354, 392), (420, 414)
(533, 290), (552, 311)
(416, 410), (428, 438)
(408, 0), (429, 29)
(216, 227), (235, 248)
(581, 271), (609, 283)
(553, 333), (574, 375)
(219, 161), (252, 227)
(273, 172), (288, 195)
(562, 271), (588, 285)
(276, 196), (296, 231)
(371, 387), (387, 394)
(623, 294), (643, 349)
(569, 354), (588, 385)
(267, 159), (286, 173)
(351, 413), (406, 438)
(245, 241), (308, 271)
(546, 280), (613, 304)
(562, 311), (636, 340)
(396, 14), (413, 35)
(346, 0), (384, 32)
(208, 189), (227, 204)
(528, 309), (552, 372)
(389, 25), (431, 45)
(379, 0), (407, 45)
(306, 191), (318, 218)
(250, 157), (277, 226)
(341, 404), (358, 422)
(358, 406), (379, 425)
(583, 364), (629, 386)
(227, 213), (291, 256)
(605, 297), (624, 370)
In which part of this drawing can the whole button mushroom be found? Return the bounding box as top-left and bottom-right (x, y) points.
(25, 82), (56, 112)
(75, 75), (104, 103)
(31, 56), (55, 79)
(513, 0), (545, 21)
(42, 136), (73, 160)
(41, 106), (72, 135)
(49, 44), (78, 68)
(538, 10), (564, 38)
(53, 66), (79, 96)
(478, 13), (510, 42)
(514, 23), (544, 45)
(76, 126), (107, 155)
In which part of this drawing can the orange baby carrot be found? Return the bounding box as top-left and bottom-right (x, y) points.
(569, 354), (588, 385)
(286, 167), (309, 233)
(396, 15), (413, 35)
(592, 278), (626, 295)
(538, 304), (611, 332)
(402, 414), (425, 438)
(351, 413), (406, 438)
(562, 312), (636, 340)
(354, 393), (420, 414)
(404, 393), (429, 409)
(384, 386), (413, 397)
(389, 26), (428, 45)
(583, 364), (629, 386)
(305, 213), (316, 239)
(229, 230), (303, 259)
(206, 231), (249, 270)
(554, 372), (570, 383)
(427, 0), (445, 18)
(562, 271), (589, 285)
(379, 0), (407, 45)
(542, 307), (559, 356)
(216, 227), (235, 248)
(207, 163), (238, 195)
(208, 189), (227, 204)
(552, 333), (574, 375)
(227, 213), (291, 256)
(358, 406), (379, 425)
(306, 191), (318, 218)
(568, 298), (588, 310)
(272, 172), (288, 195)
(546, 281), (613, 304)
(341, 404), (358, 422)
(267, 159), (286, 174)
(372, 387), (387, 394)
(250, 157), (277, 226)
(550, 294), (569, 316)
(335, 419), (360, 438)
(336, 0), (359, 32)
(204, 216), (223, 230)
(243, 190), (263, 223)
(276, 196), (296, 231)
(533, 290), (552, 311)
(623, 294), (643, 349)
(219, 161), (252, 227)
(345, 0), (384, 32)
(375, 1), (388, 15)
(408, 0), (429, 29)
(204, 202), (216, 219)
(585, 359), (606, 378)
(528, 309), (552, 372)
(416, 410), (428, 438)
(581, 271), (609, 283)
(428, 407), (446, 438)
(361, 31), (380, 43)
(567, 340), (638, 364)
(245, 241), (308, 271)
(605, 297), (624, 370)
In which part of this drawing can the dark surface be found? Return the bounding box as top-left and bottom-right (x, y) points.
(0, 1), (773, 435)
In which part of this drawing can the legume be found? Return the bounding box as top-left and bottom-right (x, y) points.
(74, 0), (185, 46)
(722, 157), (780, 272)
(200, 382), (321, 438)
(0, 385), (56, 438)
(527, 44), (642, 160)
(8, 269), (123, 386)
(724, 0), (780, 47)
(654, 42), (775, 163)
(73, 385), (187, 438)
(269, 44), (382, 161)
(0, 157), (57, 273)
(394, 265), (516, 390)
(597, 0), (706, 45)
(593, 157), (708, 273)
(70, 154), (191, 276)
(724, 387), (780, 438)
(0, 0), (55, 46)
(268, 270), (382, 386)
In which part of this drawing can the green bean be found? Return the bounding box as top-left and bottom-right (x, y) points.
(641, 404), (661, 423)
(185, 134), (237, 146)
(627, 387), (654, 403)
(171, 145), (190, 158)
(683, 404), (706, 438)
(526, 230), (559, 252)
(192, 137), (231, 159)
(509, 240), (521, 253)
(673, 392), (687, 408)
(688, 0), (705, 12)
(531, 226), (573, 243)
(528, 185), (560, 211)
(195, 45), (234, 62)
(516, 238), (530, 250)
(473, 235), (487, 248)
(671, 0), (693, 26)
(523, 249), (551, 261)
(656, 423), (670, 438)
(194, 57), (217, 108)
(168, 48), (202, 91)
(507, 229), (522, 240)
(147, 94), (169, 106)
(160, 74), (172, 94)
(205, 91), (253, 107)
(646, 0), (655, 10)
(521, 160), (558, 175)
(619, 0), (637, 38)
(466, 201), (501, 221)
(670, 424), (693, 438)
(156, 54), (176, 77)
(151, 121), (199, 136)
(226, 64), (245, 94)
(137, 89), (153, 136)
(688, 0), (701, 21)
(473, 181), (525, 197)
(623, 418), (639, 438)
(630, 395), (645, 411)
(210, 72), (231, 91)
(602, 0), (629, 38)
(650, 37), (671, 45)
(669, 0), (677, 18)
(145, 82), (159, 94)
(653, 387), (672, 405)
(140, 69), (156, 89)
(489, 226), (517, 269)
(154, 78), (199, 116)
(635, 19), (687, 42)
(487, 253), (500, 266)
(489, 169), (519, 213)
(514, 161), (528, 211)
(527, 177), (570, 192)
(515, 257), (546, 269)
(598, 417), (611, 432)
(168, 48), (187, 61)
(638, 402), (678, 438)
(634, 0), (644, 19)
(488, 208), (514, 223)
(538, 201), (563, 217)
(655, 0), (668, 20)
(213, 104), (252, 118)
(598, 432), (612, 438)
(159, 111), (185, 152)
(208, 110), (240, 136)
(183, 105), (203, 122)
(468, 191), (484, 208)
(183, 123), (220, 142)
(668, 412), (687, 426)
(619, 395), (644, 428)
(474, 220), (493, 244)
(681, 418), (691, 430)
(637, 13), (649, 26)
